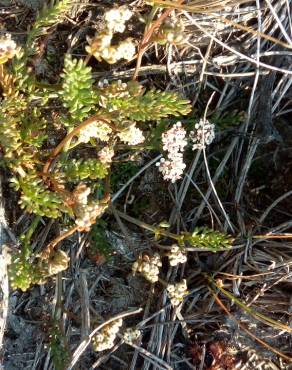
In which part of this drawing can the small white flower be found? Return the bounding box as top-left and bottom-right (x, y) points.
(157, 155), (186, 183)
(157, 122), (187, 183)
(132, 253), (162, 283)
(118, 124), (145, 145)
(98, 146), (115, 165)
(105, 6), (133, 33)
(159, 18), (187, 45)
(85, 31), (113, 61)
(100, 46), (119, 64)
(161, 122), (187, 155)
(167, 244), (187, 266)
(73, 184), (91, 205)
(78, 121), (112, 143)
(92, 319), (123, 352)
(98, 79), (109, 88)
(167, 279), (188, 307)
(0, 34), (19, 64)
(116, 38), (136, 61)
(190, 119), (215, 150)
(123, 327), (141, 344)
(74, 202), (108, 231)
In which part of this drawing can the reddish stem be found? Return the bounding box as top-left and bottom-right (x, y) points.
(133, 0), (185, 80)
(43, 114), (111, 175)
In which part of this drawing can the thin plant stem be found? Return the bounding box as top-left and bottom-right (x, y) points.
(132, 0), (184, 80)
(39, 225), (79, 259)
(111, 207), (181, 241)
(22, 215), (41, 258)
(43, 114), (111, 174)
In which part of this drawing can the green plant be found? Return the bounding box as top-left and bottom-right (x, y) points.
(210, 110), (245, 129)
(49, 319), (70, 370)
(88, 221), (113, 262)
(60, 55), (98, 125)
(0, 2), (234, 293)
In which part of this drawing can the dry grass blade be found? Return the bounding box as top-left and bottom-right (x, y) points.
(210, 288), (292, 363)
(152, 0), (251, 12)
(152, 0), (292, 49)
(210, 279), (292, 333)
(183, 11), (292, 75)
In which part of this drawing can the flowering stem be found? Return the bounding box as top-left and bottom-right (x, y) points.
(40, 189), (111, 259)
(43, 114), (111, 175)
(253, 233), (292, 239)
(132, 0), (184, 80)
(112, 207), (180, 241)
(39, 225), (79, 259)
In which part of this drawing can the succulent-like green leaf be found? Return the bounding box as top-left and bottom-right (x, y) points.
(60, 55), (98, 125)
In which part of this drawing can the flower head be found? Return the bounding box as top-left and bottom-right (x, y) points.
(190, 119), (215, 150)
(86, 7), (134, 64)
(116, 38), (136, 61)
(75, 202), (108, 231)
(0, 34), (19, 64)
(72, 183), (91, 207)
(167, 279), (188, 306)
(159, 18), (187, 45)
(92, 319), (123, 352)
(157, 156), (186, 183)
(118, 124), (145, 145)
(123, 327), (141, 344)
(78, 121), (112, 143)
(85, 31), (113, 59)
(98, 146), (115, 165)
(161, 122), (187, 154)
(132, 253), (162, 283)
(105, 6), (133, 33)
(157, 122), (187, 183)
(167, 244), (187, 266)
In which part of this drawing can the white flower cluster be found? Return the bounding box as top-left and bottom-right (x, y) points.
(86, 6), (136, 64)
(75, 202), (108, 231)
(92, 319), (123, 352)
(118, 124), (145, 145)
(104, 6), (133, 33)
(132, 253), (162, 283)
(73, 184), (91, 205)
(167, 244), (187, 266)
(78, 120), (112, 143)
(157, 122), (187, 183)
(190, 119), (215, 150)
(167, 279), (189, 307)
(92, 38), (135, 64)
(115, 38), (136, 62)
(0, 34), (19, 64)
(73, 185), (108, 231)
(122, 327), (141, 345)
(98, 146), (115, 165)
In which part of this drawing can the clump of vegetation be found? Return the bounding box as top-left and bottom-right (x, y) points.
(0, 2), (233, 292)
(2, 1), (292, 369)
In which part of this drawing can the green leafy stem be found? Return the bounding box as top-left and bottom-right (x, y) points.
(112, 207), (234, 252)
